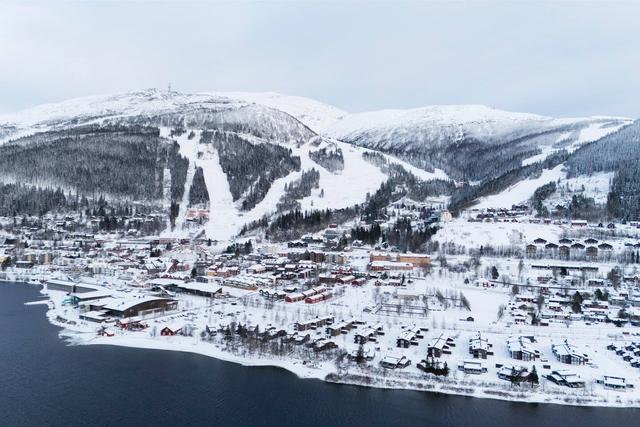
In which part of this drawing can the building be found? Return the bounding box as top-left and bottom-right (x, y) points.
(507, 336), (539, 361)
(546, 370), (585, 388)
(103, 296), (177, 318)
(427, 333), (455, 357)
(468, 332), (492, 359)
(552, 340), (589, 365)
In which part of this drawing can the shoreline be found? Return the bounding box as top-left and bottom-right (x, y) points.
(57, 327), (635, 409)
(6, 280), (640, 409)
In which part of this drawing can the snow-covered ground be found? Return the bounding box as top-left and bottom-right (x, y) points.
(435, 217), (566, 248)
(29, 248), (640, 408)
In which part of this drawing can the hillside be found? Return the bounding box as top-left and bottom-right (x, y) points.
(0, 90), (636, 240)
(327, 105), (630, 182)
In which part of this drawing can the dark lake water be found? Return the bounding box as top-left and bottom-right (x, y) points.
(1, 281), (639, 426)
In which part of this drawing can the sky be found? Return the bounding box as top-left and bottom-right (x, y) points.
(1, 0), (639, 118)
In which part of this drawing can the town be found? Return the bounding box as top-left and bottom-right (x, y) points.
(3, 198), (640, 407)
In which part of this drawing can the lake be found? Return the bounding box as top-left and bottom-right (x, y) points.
(1, 282), (638, 426)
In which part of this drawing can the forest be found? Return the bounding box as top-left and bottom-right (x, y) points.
(204, 130), (301, 210)
(276, 169), (320, 212)
(309, 147), (344, 173)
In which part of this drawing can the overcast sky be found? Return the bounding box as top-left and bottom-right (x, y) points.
(1, 1), (639, 118)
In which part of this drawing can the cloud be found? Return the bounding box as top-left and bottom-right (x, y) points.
(0, 0), (638, 118)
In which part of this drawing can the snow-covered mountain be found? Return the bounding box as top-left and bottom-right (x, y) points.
(0, 89), (635, 239)
(327, 104), (628, 150)
(0, 89), (318, 145)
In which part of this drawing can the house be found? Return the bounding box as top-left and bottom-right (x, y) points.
(396, 327), (423, 348)
(534, 238), (547, 245)
(526, 244), (537, 256)
(161, 324), (183, 336)
(571, 242), (585, 250)
(559, 245), (570, 259)
(497, 364), (529, 382)
(586, 246), (598, 258)
(294, 315), (334, 332)
(546, 370), (585, 388)
(598, 243), (613, 251)
(597, 376), (631, 391)
(552, 340), (589, 365)
(380, 355), (411, 369)
(468, 332), (492, 359)
(326, 319), (355, 336)
(458, 360), (487, 374)
(355, 324), (383, 344)
(427, 333), (455, 357)
(507, 336), (539, 361)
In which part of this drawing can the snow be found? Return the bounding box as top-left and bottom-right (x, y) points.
(172, 130), (200, 232)
(474, 165), (566, 210)
(199, 147), (241, 241)
(298, 141), (387, 211)
(435, 217), (565, 248)
(546, 172), (614, 206)
(212, 91), (346, 134)
(328, 104), (550, 140)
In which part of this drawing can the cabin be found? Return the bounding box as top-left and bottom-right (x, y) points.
(427, 333), (455, 357)
(294, 316), (334, 332)
(380, 355), (411, 369)
(507, 336), (539, 361)
(458, 360), (487, 374)
(586, 246), (598, 259)
(161, 324), (183, 336)
(396, 327), (423, 348)
(526, 244), (537, 257)
(468, 332), (492, 359)
(559, 245), (570, 259)
(497, 365), (529, 382)
(597, 376), (631, 391)
(598, 243), (613, 251)
(546, 370), (585, 388)
(552, 340), (589, 365)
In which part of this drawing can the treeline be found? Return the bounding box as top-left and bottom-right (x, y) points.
(361, 152), (454, 220)
(204, 130), (301, 210)
(531, 181), (556, 217)
(356, 124), (587, 183)
(309, 147), (344, 173)
(266, 208), (359, 241)
(0, 124), (188, 206)
(449, 150), (569, 213)
(276, 169), (320, 212)
(0, 183), (73, 216)
(565, 121), (639, 219)
(351, 218), (437, 252)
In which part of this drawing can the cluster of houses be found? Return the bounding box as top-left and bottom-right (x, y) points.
(526, 237), (615, 260)
(607, 341), (640, 369)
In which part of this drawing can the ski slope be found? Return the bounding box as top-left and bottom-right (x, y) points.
(474, 165), (566, 210)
